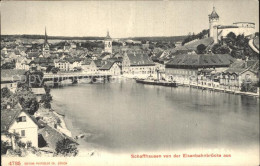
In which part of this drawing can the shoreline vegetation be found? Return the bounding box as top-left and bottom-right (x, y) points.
(1, 70), (80, 157)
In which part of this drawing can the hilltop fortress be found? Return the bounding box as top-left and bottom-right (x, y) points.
(209, 7), (256, 44)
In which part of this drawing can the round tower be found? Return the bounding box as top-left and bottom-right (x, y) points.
(208, 7), (219, 38)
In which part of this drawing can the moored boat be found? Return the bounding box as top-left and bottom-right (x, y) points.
(136, 79), (177, 87)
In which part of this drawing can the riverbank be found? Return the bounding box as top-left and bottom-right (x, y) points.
(177, 82), (259, 98)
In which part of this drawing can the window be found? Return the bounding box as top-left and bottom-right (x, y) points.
(21, 130), (25, 137)
(17, 116), (26, 122)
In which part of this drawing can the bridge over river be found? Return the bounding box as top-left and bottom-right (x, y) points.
(43, 73), (112, 87)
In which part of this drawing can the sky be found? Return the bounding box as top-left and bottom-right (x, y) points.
(1, 0), (259, 38)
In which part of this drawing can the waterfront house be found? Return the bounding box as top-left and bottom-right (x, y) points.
(1, 104), (39, 149)
(99, 61), (121, 76)
(122, 52), (155, 78)
(54, 59), (70, 71)
(220, 60), (259, 91)
(165, 53), (235, 84)
(81, 59), (99, 74)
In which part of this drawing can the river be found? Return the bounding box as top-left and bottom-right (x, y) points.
(50, 79), (259, 155)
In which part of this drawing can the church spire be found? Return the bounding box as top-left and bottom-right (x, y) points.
(44, 27), (48, 44)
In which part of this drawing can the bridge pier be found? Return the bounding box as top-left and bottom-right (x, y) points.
(71, 77), (78, 84)
(53, 77), (60, 88)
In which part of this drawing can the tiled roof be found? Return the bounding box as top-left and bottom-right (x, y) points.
(253, 36), (259, 50)
(82, 59), (92, 65)
(1, 104), (40, 132)
(38, 125), (78, 150)
(166, 54), (235, 68)
(1, 69), (26, 82)
(224, 60), (259, 74)
(1, 106), (22, 132)
(209, 7), (219, 19)
(31, 88), (46, 95)
(28, 52), (40, 58)
(99, 61), (117, 70)
(126, 53), (155, 66)
(94, 60), (102, 67)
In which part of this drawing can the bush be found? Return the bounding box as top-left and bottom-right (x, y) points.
(1, 141), (10, 155)
(55, 138), (78, 157)
(17, 141), (26, 148)
(26, 141), (32, 148)
(197, 44), (207, 54)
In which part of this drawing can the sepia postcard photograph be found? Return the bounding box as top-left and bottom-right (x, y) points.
(0, 0), (259, 165)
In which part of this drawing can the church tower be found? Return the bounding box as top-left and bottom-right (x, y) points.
(42, 27), (50, 55)
(104, 31), (112, 54)
(208, 7), (219, 38)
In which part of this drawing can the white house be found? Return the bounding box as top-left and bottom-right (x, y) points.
(81, 59), (99, 74)
(99, 61), (121, 76)
(122, 52), (155, 78)
(1, 105), (39, 149)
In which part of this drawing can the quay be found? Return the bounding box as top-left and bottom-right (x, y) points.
(177, 82), (259, 97)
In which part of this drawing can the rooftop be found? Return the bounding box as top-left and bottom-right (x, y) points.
(166, 54), (235, 69)
(209, 7), (219, 19)
(1, 69), (26, 82)
(126, 52), (155, 66)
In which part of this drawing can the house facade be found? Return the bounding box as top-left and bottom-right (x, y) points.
(99, 61), (121, 76)
(1, 107), (39, 149)
(165, 54), (235, 83)
(81, 60), (99, 74)
(122, 52), (155, 78)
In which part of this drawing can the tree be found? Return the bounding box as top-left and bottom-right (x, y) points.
(16, 87), (39, 115)
(40, 93), (52, 109)
(226, 32), (236, 41)
(46, 66), (54, 73)
(51, 67), (59, 74)
(197, 44), (207, 54)
(20, 97), (39, 115)
(1, 87), (12, 98)
(212, 44), (230, 54)
(1, 141), (10, 155)
(1, 62), (15, 69)
(55, 138), (78, 157)
(24, 70), (44, 88)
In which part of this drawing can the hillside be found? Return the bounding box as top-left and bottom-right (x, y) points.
(123, 36), (187, 42)
(1, 35), (187, 43)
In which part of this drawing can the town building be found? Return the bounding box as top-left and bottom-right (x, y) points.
(81, 59), (99, 74)
(15, 57), (31, 70)
(122, 52), (155, 78)
(165, 53), (235, 83)
(1, 69), (26, 93)
(99, 61), (121, 76)
(54, 59), (70, 71)
(220, 60), (259, 91)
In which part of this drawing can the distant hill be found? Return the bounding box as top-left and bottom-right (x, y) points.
(1, 34), (105, 41)
(1, 34), (187, 42)
(126, 36), (187, 42)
